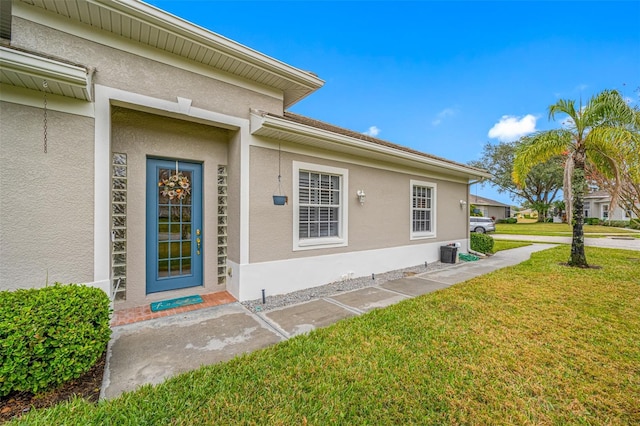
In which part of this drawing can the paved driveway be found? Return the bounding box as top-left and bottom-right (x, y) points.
(493, 234), (640, 251)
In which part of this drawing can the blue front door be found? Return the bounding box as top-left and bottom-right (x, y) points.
(146, 158), (203, 293)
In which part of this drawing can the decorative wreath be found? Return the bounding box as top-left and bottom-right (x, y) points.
(159, 172), (191, 201)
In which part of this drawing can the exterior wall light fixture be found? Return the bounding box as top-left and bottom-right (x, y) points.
(460, 199), (467, 209)
(357, 190), (366, 205)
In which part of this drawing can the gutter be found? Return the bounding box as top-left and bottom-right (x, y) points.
(251, 111), (492, 180)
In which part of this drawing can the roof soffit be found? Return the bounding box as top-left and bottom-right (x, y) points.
(0, 45), (93, 100)
(19, 0), (324, 107)
(250, 111), (492, 181)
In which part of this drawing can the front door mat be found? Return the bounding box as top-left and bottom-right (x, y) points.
(150, 295), (204, 312)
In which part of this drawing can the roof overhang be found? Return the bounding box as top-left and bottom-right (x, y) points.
(0, 45), (93, 100)
(19, 0), (324, 107)
(251, 112), (492, 181)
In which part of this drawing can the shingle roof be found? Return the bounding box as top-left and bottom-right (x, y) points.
(469, 194), (510, 207)
(584, 190), (610, 198)
(271, 111), (488, 174)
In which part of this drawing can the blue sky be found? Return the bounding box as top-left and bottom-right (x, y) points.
(147, 0), (640, 205)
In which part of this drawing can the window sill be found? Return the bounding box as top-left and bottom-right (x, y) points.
(294, 237), (347, 251)
(410, 232), (436, 240)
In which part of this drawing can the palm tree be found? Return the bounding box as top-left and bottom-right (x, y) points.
(513, 90), (638, 267)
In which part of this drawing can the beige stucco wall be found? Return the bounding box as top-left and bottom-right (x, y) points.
(11, 16), (283, 118)
(111, 107), (230, 308)
(249, 145), (469, 263)
(0, 101), (94, 290)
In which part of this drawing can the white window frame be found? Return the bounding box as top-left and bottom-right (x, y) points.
(293, 161), (349, 251)
(410, 180), (437, 240)
(602, 204), (609, 220)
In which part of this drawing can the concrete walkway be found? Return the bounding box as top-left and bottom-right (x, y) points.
(493, 234), (640, 251)
(101, 243), (556, 400)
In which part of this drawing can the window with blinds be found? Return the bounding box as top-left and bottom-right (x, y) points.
(294, 162), (348, 250)
(410, 180), (437, 239)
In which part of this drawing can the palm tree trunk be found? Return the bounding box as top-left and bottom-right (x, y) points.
(563, 156), (574, 223)
(569, 150), (588, 267)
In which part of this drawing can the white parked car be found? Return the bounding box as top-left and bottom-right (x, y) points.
(470, 217), (495, 233)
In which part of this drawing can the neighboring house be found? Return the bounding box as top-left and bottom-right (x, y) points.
(0, 0), (489, 309)
(583, 190), (638, 221)
(469, 194), (511, 220)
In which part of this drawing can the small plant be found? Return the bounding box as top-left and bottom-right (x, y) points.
(471, 232), (494, 254)
(585, 217), (601, 225)
(601, 220), (631, 228)
(0, 283), (111, 397)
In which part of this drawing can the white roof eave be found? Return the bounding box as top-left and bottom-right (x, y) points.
(0, 46), (93, 100)
(251, 112), (491, 181)
(22, 0), (324, 107)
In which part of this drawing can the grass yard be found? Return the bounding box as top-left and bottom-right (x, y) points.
(11, 247), (640, 425)
(491, 240), (532, 253)
(496, 222), (639, 237)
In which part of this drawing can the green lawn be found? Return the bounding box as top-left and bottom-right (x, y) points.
(492, 240), (532, 253)
(496, 222), (639, 237)
(12, 247), (640, 425)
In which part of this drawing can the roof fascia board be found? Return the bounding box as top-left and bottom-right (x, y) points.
(103, 0), (324, 89)
(250, 137), (471, 184)
(0, 46), (92, 100)
(13, 2), (284, 102)
(252, 112), (492, 180)
(25, 0), (323, 105)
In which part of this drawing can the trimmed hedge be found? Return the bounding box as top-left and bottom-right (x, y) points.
(601, 220), (631, 228)
(496, 218), (517, 224)
(0, 283), (111, 397)
(471, 232), (494, 254)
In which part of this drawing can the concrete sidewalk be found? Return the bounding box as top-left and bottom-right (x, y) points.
(101, 243), (555, 399)
(493, 234), (640, 251)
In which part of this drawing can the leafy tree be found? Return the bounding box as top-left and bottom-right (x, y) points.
(587, 104), (640, 219)
(513, 89), (637, 267)
(469, 142), (564, 222)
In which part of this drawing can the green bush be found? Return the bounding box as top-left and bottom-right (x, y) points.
(585, 217), (601, 225)
(496, 217), (517, 224)
(0, 283), (111, 397)
(630, 219), (640, 230)
(601, 220), (630, 228)
(471, 232), (494, 254)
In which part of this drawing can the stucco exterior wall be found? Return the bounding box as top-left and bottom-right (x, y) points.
(585, 199), (637, 221)
(111, 107), (229, 308)
(11, 16), (283, 118)
(248, 145), (469, 263)
(0, 101), (94, 290)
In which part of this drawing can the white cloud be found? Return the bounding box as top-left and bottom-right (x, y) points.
(363, 125), (380, 137)
(432, 107), (456, 126)
(487, 114), (537, 142)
